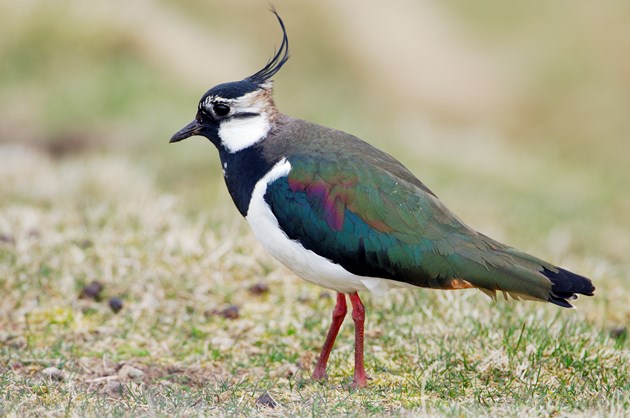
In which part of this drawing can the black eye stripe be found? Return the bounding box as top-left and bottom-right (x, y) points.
(196, 101), (259, 121)
(232, 112), (260, 119)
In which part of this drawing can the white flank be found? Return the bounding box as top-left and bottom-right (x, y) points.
(246, 158), (416, 296)
(218, 114), (270, 153)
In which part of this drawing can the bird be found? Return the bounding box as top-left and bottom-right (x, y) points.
(170, 11), (595, 388)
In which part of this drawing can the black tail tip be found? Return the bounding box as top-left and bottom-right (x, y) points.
(543, 266), (595, 308)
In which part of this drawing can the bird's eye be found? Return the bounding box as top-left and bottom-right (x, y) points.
(213, 103), (230, 117)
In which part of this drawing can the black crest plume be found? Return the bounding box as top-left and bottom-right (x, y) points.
(246, 9), (290, 85)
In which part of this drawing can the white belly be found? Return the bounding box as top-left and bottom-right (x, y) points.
(245, 158), (413, 296)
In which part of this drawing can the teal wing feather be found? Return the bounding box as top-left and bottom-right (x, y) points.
(265, 152), (561, 302)
(261, 118), (593, 305)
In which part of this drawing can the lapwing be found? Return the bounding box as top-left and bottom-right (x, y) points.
(170, 11), (595, 388)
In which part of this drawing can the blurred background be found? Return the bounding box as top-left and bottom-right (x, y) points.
(1, 0), (628, 308)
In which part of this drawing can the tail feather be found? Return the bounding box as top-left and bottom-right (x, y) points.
(542, 266), (595, 308)
(451, 238), (596, 308)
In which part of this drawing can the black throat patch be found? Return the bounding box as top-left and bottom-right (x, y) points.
(219, 144), (278, 217)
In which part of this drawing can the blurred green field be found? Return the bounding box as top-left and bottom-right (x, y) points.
(1, 1), (629, 416)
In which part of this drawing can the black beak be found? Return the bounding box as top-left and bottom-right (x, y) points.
(170, 120), (201, 143)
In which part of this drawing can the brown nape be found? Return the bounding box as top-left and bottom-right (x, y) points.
(257, 86), (280, 122)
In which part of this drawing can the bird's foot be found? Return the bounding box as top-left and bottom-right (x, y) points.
(311, 369), (327, 382)
(342, 376), (370, 390)
(349, 372), (370, 389)
(349, 378), (368, 389)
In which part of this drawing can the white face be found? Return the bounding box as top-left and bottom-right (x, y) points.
(201, 89), (273, 153)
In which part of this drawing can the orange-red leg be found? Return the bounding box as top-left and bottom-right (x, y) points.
(349, 292), (368, 388)
(313, 293), (347, 381)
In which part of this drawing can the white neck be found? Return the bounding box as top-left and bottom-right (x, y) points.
(218, 114), (271, 153)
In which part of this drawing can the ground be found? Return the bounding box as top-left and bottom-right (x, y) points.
(0, 144), (628, 416)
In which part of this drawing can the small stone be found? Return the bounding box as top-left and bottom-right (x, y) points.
(118, 364), (144, 380)
(610, 326), (627, 339)
(102, 380), (124, 396)
(206, 305), (240, 320)
(80, 281), (103, 300)
(248, 282), (270, 295)
(297, 294), (311, 303)
(319, 291), (332, 299)
(255, 391), (277, 408)
(42, 366), (63, 381)
(1, 334), (26, 350)
(78, 239), (93, 249)
(0, 233), (14, 245)
(220, 305), (240, 319)
(108, 297), (123, 313)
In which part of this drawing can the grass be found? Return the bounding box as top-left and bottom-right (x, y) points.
(1, 1), (630, 416)
(0, 146), (628, 416)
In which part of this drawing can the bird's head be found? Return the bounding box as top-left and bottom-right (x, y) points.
(170, 10), (289, 153)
